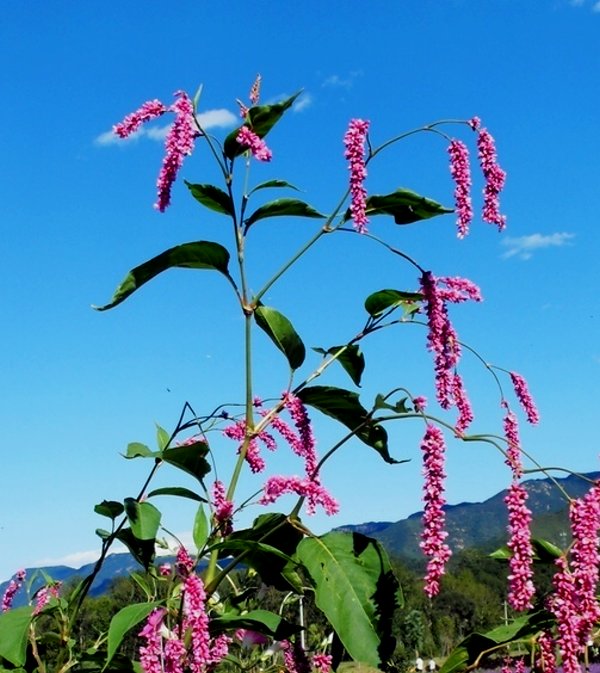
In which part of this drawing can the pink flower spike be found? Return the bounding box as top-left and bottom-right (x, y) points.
(505, 482), (535, 611)
(477, 127), (507, 231)
(343, 118), (370, 233)
(113, 99), (167, 138)
(249, 74), (262, 105)
(453, 373), (474, 434)
(212, 480), (234, 536)
(509, 371), (540, 424)
(260, 475), (339, 515)
(503, 410), (523, 479)
(448, 140), (473, 239)
(468, 116), (481, 131)
(236, 125), (272, 161)
(1, 569), (26, 612)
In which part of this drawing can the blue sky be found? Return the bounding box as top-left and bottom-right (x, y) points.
(1, 0), (599, 582)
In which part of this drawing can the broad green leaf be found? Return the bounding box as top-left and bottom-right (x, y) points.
(106, 602), (161, 666)
(245, 198), (326, 227)
(313, 345), (365, 386)
(161, 441), (211, 483)
(490, 538), (562, 563)
(223, 92), (301, 159)
(129, 572), (154, 601)
(344, 188), (452, 225)
(124, 499), (162, 541)
(146, 486), (206, 503)
(296, 532), (402, 667)
(0, 607), (32, 666)
(94, 500), (125, 519)
(249, 179), (300, 195)
(124, 442), (158, 459)
(96, 528), (111, 539)
(364, 289), (423, 317)
(297, 386), (403, 464)
(254, 305), (305, 370)
(185, 182), (234, 216)
(193, 504), (209, 551)
(94, 241), (231, 311)
(211, 609), (298, 639)
(115, 528), (156, 569)
(155, 425), (170, 451)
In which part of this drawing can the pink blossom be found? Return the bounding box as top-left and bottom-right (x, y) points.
(139, 608), (167, 673)
(175, 546), (195, 577)
(448, 140), (473, 239)
(477, 127), (507, 231)
(509, 372), (540, 424)
(113, 99), (167, 138)
(549, 557), (581, 673)
(183, 574), (212, 673)
(212, 480), (234, 536)
(159, 563), (172, 577)
(453, 373), (474, 434)
(260, 475), (339, 515)
(503, 409), (523, 479)
(223, 419), (273, 473)
(282, 640), (311, 673)
(33, 582), (61, 616)
(283, 392), (318, 476)
(436, 276), (483, 304)
(235, 628), (269, 648)
(249, 74), (262, 105)
(155, 91), (199, 212)
(313, 653), (333, 673)
(420, 425), (452, 597)
(164, 637), (186, 673)
(536, 632), (557, 673)
(343, 118), (370, 233)
(236, 125), (272, 161)
(505, 482), (535, 611)
(1, 569), (26, 612)
(468, 116), (481, 131)
(514, 658), (526, 673)
(413, 396), (427, 412)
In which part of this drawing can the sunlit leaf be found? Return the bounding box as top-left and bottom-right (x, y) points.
(124, 499), (162, 541)
(106, 602), (161, 666)
(254, 305), (305, 370)
(211, 609), (299, 639)
(94, 500), (125, 520)
(185, 182), (234, 216)
(364, 289), (423, 317)
(313, 345), (365, 386)
(245, 198), (326, 228)
(160, 441), (212, 483)
(146, 486), (206, 503)
(193, 504), (209, 551)
(344, 188), (452, 225)
(0, 607), (33, 666)
(249, 179), (300, 195)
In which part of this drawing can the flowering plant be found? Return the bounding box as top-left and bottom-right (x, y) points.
(1, 76), (598, 673)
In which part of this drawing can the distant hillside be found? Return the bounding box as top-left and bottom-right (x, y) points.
(3, 471), (597, 604)
(335, 471), (600, 559)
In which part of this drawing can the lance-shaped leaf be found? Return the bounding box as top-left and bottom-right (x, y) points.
(344, 188), (452, 225)
(0, 607), (33, 666)
(193, 504), (209, 551)
(296, 532), (402, 668)
(94, 241), (231, 311)
(364, 289), (423, 317)
(115, 528), (156, 569)
(106, 602), (162, 667)
(185, 182), (234, 216)
(146, 486), (206, 503)
(245, 198), (326, 228)
(160, 441), (212, 483)
(313, 345), (365, 386)
(211, 609), (299, 640)
(249, 179), (300, 195)
(124, 499), (162, 541)
(224, 92), (301, 159)
(297, 386), (403, 464)
(254, 305), (306, 370)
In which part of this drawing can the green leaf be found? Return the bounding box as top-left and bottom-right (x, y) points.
(254, 305), (305, 370)
(374, 393), (411, 414)
(296, 532), (402, 667)
(94, 500), (125, 520)
(490, 538), (563, 563)
(124, 442), (158, 459)
(124, 499), (162, 541)
(185, 182), (234, 216)
(193, 504), (209, 551)
(129, 572), (154, 601)
(115, 528), (156, 569)
(106, 602), (161, 667)
(223, 92), (301, 159)
(94, 241), (231, 311)
(344, 188), (452, 225)
(211, 609), (299, 639)
(0, 607), (33, 666)
(155, 425), (171, 451)
(161, 441), (211, 483)
(297, 386), (404, 464)
(146, 486), (206, 503)
(364, 289), (423, 317)
(249, 179), (300, 195)
(245, 198), (326, 228)
(313, 345), (365, 386)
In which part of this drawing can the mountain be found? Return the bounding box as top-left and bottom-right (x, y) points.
(3, 471), (598, 603)
(336, 471), (600, 559)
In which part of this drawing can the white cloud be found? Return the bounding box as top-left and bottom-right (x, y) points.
(501, 232), (575, 260)
(592, 0), (600, 11)
(293, 93), (313, 113)
(322, 70), (364, 90)
(94, 108), (237, 146)
(35, 549), (103, 569)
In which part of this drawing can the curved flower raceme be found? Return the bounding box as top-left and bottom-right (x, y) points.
(509, 371), (540, 425)
(505, 482), (535, 611)
(212, 480), (234, 536)
(343, 118), (370, 233)
(113, 100), (167, 138)
(260, 475), (339, 515)
(503, 408), (523, 479)
(476, 126), (507, 231)
(420, 425), (452, 597)
(1, 569), (26, 612)
(448, 139), (473, 239)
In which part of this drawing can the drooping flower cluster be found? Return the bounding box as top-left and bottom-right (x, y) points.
(476, 126), (507, 231)
(32, 581), (61, 616)
(212, 479), (234, 536)
(343, 118), (370, 234)
(223, 418), (276, 473)
(312, 653), (333, 673)
(113, 91), (199, 212)
(420, 424), (452, 597)
(549, 557), (581, 673)
(504, 482), (535, 611)
(281, 640), (311, 673)
(1, 569), (26, 612)
(420, 272), (482, 430)
(448, 140), (473, 239)
(536, 631), (557, 673)
(236, 125), (273, 161)
(510, 371), (540, 424)
(260, 475), (339, 515)
(503, 408), (523, 479)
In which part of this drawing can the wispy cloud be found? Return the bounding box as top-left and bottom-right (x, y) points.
(35, 549), (102, 569)
(322, 70), (364, 90)
(294, 93), (313, 113)
(95, 108), (237, 146)
(567, 0), (600, 10)
(501, 232), (575, 260)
